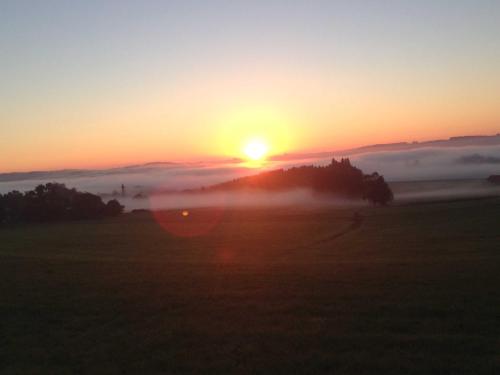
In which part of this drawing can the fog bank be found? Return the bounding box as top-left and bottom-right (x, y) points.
(1, 144), (499, 208)
(346, 145), (500, 181)
(133, 189), (366, 212)
(390, 179), (500, 202)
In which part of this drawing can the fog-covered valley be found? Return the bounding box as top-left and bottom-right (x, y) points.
(2, 141), (500, 210)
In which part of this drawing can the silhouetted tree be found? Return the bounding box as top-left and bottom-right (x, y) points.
(104, 199), (124, 216)
(363, 173), (394, 205)
(487, 175), (500, 184)
(1, 190), (25, 223)
(0, 183), (124, 225)
(0, 194), (5, 224)
(70, 192), (106, 219)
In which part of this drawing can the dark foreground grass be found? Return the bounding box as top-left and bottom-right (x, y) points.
(0, 200), (499, 374)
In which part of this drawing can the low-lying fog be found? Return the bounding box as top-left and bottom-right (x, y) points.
(390, 179), (500, 202)
(140, 189), (366, 212)
(134, 181), (500, 212)
(349, 144), (500, 181)
(1, 144), (499, 209)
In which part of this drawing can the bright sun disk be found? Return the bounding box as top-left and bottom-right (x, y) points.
(244, 140), (268, 161)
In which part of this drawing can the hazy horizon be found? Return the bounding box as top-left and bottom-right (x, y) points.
(1, 131), (499, 174)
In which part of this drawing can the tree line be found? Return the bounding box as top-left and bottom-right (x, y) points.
(0, 183), (123, 224)
(207, 158), (394, 205)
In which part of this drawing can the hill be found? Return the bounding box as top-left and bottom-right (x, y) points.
(203, 158), (394, 205)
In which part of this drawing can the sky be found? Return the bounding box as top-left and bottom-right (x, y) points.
(1, 0), (500, 172)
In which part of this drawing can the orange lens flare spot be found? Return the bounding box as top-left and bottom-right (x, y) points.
(149, 189), (226, 238)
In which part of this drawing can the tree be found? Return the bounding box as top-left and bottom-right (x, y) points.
(2, 190), (25, 223)
(363, 174), (394, 205)
(0, 183), (124, 225)
(70, 192), (106, 219)
(104, 199), (124, 216)
(0, 194), (5, 224)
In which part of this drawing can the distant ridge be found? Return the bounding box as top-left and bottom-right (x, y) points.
(270, 134), (500, 162)
(0, 162), (180, 183)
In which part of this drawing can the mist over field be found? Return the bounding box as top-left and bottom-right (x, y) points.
(1, 144), (500, 208)
(137, 189), (366, 212)
(390, 179), (500, 202)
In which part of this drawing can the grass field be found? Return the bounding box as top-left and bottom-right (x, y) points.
(1, 199), (499, 374)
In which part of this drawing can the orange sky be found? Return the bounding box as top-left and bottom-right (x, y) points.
(3, 64), (499, 172)
(2, 1), (500, 172)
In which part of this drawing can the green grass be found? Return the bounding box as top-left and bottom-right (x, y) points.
(0, 199), (499, 374)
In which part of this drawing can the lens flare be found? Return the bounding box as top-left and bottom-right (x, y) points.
(151, 207), (224, 238)
(149, 190), (226, 238)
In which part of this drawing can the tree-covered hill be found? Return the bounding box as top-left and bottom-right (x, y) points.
(205, 158), (393, 205)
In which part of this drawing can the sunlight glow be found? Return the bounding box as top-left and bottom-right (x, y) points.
(214, 106), (296, 161)
(244, 140), (269, 161)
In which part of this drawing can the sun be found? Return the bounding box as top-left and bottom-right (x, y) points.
(243, 140), (269, 161)
(214, 106), (297, 161)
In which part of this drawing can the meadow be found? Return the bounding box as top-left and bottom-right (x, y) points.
(1, 198), (499, 374)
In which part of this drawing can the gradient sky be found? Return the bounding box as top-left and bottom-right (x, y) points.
(1, 0), (499, 172)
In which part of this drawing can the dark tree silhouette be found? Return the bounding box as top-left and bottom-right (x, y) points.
(1, 190), (25, 223)
(363, 173), (394, 206)
(0, 183), (123, 225)
(0, 194), (6, 224)
(487, 175), (500, 184)
(105, 199), (125, 216)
